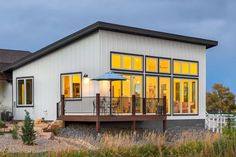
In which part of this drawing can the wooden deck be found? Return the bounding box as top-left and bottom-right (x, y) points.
(58, 114), (166, 122)
(57, 94), (167, 132)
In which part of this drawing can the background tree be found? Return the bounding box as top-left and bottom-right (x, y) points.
(207, 83), (236, 113)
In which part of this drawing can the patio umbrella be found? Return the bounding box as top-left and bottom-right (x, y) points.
(92, 71), (127, 115)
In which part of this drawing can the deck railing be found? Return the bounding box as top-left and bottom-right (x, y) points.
(57, 94), (167, 133)
(57, 94), (166, 117)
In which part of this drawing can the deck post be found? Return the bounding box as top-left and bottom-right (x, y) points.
(143, 98), (146, 114)
(162, 96), (167, 133)
(132, 95), (136, 131)
(96, 93), (101, 133)
(61, 95), (65, 116)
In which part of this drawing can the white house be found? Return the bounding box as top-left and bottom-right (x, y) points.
(1, 22), (217, 130)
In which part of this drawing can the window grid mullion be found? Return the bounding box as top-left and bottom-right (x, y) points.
(180, 80), (182, 114)
(70, 75), (73, 98)
(24, 79), (26, 105)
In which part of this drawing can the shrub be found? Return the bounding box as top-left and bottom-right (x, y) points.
(21, 110), (36, 145)
(0, 120), (6, 135)
(12, 125), (18, 139)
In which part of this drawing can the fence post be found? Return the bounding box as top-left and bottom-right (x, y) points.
(162, 96), (167, 133)
(61, 95), (65, 116)
(96, 93), (100, 133)
(213, 114), (215, 132)
(132, 95), (136, 131)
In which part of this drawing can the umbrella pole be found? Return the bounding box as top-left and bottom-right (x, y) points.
(110, 80), (112, 115)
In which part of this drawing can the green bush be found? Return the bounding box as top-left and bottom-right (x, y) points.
(21, 110), (36, 145)
(12, 126), (18, 139)
(0, 120), (5, 128)
(0, 120), (6, 135)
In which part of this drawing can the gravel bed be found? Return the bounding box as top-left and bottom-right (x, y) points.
(0, 133), (79, 153)
(57, 124), (209, 146)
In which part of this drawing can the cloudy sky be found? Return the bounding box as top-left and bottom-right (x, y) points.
(0, 0), (235, 93)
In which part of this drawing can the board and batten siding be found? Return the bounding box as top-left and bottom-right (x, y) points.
(12, 29), (206, 121)
(0, 81), (12, 112)
(99, 30), (206, 120)
(13, 32), (100, 120)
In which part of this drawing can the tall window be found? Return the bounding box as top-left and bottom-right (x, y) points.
(173, 78), (198, 114)
(17, 77), (33, 106)
(145, 76), (158, 113)
(159, 77), (170, 114)
(111, 52), (143, 71)
(112, 74), (143, 113)
(61, 73), (82, 99)
(173, 60), (198, 76)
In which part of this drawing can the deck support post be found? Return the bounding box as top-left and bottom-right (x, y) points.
(162, 96), (167, 133)
(61, 95), (65, 116)
(96, 93), (101, 133)
(132, 95), (136, 131)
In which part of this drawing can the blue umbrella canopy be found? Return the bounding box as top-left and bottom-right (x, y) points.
(92, 71), (126, 81)
(92, 71), (126, 115)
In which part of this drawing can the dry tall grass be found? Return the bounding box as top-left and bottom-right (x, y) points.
(1, 128), (235, 157)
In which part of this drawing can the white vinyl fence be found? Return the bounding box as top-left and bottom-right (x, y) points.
(205, 112), (236, 133)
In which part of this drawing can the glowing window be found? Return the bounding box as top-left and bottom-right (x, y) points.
(62, 73), (81, 99)
(111, 54), (121, 69)
(174, 61), (181, 74)
(159, 77), (171, 114)
(111, 52), (143, 71)
(146, 76), (158, 113)
(134, 56), (143, 71)
(182, 62), (189, 74)
(159, 59), (170, 73)
(174, 60), (198, 76)
(173, 78), (198, 114)
(190, 63), (198, 75)
(146, 57), (158, 72)
(17, 78), (33, 106)
(123, 55), (132, 69)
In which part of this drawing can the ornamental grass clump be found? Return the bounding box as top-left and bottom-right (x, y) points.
(21, 110), (36, 145)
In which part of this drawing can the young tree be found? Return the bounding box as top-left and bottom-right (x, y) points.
(207, 83), (236, 113)
(21, 110), (36, 145)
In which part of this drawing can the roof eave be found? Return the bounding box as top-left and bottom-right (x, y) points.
(3, 21), (218, 72)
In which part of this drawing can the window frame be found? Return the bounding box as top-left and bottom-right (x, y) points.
(60, 72), (82, 101)
(145, 56), (171, 75)
(144, 75), (171, 115)
(110, 51), (144, 72)
(145, 56), (159, 73)
(173, 59), (199, 77)
(159, 57), (171, 74)
(16, 76), (34, 107)
(172, 76), (199, 116)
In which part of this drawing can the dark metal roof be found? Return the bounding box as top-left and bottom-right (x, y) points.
(3, 21), (218, 72)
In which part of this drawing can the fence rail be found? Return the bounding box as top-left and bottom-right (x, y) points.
(205, 112), (236, 133)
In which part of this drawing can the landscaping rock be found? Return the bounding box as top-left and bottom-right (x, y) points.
(39, 132), (55, 140)
(34, 118), (43, 125)
(43, 120), (64, 132)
